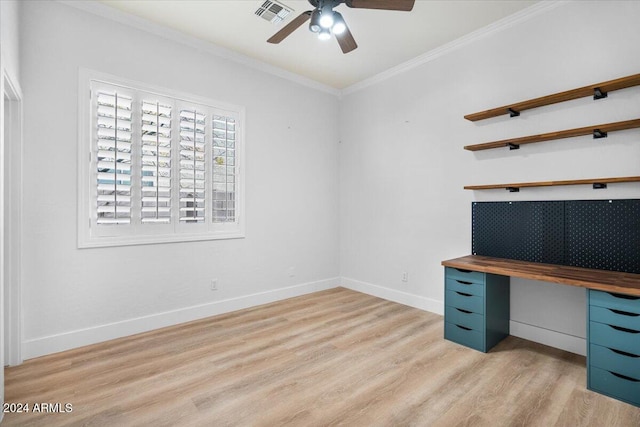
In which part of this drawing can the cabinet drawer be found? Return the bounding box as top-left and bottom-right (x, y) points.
(590, 290), (640, 313)
(445, 277), (484, 297)
(446, 290), (484, 314)
(589, 321), (640, 355)
(590, 343), (640, 380)
(445, 322), (484, 352)
(445, 305), (484, 331)
(590, 305), (640, 331)
(445, 267), (485, 285)
(589, 366), (640, 407)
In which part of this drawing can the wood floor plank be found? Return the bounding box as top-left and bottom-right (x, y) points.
(4, 288), (640, 426)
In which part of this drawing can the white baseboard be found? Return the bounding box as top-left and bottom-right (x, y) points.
(340, 276), (585, 356)
(23, 277), (340, 360)
(510, 321), (586, 356)
(23, 277), (586, 360)
(340, 277), (444, 315)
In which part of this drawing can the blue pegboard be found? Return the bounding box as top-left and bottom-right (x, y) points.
(472, 199), (640, 274)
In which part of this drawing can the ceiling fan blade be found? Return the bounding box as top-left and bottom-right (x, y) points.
(336, 23), (358, 54)
(267, 11), (312, 44)
(346, 0), (415, 11)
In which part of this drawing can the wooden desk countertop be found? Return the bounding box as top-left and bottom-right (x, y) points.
(442, 255), (640, 296)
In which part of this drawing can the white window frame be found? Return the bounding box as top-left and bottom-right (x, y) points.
(78, 69), (245, 248)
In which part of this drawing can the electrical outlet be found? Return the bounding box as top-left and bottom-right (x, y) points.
(287, 267), (295, 278)
(401, 272), (408, 282)
(211, 279), (218, 291)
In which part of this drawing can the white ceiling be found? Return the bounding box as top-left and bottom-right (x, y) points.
(99, 0), (538, 89)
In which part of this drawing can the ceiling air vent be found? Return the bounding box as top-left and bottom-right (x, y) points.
(255, 0), (293, 25)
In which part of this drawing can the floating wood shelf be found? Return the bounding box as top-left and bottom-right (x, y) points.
(464, 176), (640, 192)
(464, 118), (640, 151)
(464, 73), (640, 122)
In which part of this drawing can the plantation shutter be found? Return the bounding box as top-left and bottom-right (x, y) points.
(179, 109), (206, 223)
(82, 73), (244, 247)
(212, 115), (237, 222)
(95, 91), (133, 224)
(141, 101), (172, 223)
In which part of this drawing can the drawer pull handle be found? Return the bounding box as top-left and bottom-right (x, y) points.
(606, 292), (640, 301)
(609, 308), (640, 317)
(455, 308), (473, 314)
(455, 324), (472, 331)
(455, 291), (472, 297)
(610, 372), (640, 382)
(610, 348), (640, 358)
(456, 280), (473, 285)
(455, 268), (472, 273)
(609, 325), (640, 334)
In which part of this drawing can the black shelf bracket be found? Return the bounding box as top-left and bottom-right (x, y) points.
(593, 87), (608, 100)
(507, 108), (520, 117)
(506, 187), (520, 193)
(593, 129), (608, 139)
(507, 143), (520, 150)
(593, 183), (608, 189)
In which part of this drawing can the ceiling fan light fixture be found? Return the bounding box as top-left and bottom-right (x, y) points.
(332, 12), (346, 35)
(319, 7), (334, 29)
(309, 9), (321, 33)
(318, 27), (331, 41)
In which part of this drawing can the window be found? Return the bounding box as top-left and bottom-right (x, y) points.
(78, 70), (245, 248)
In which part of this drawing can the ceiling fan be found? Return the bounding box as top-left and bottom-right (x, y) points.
(267, 0), (415, 54)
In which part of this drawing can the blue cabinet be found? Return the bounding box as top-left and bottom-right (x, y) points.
(587, 289), (640, 407)
(444, 267), (510, 352)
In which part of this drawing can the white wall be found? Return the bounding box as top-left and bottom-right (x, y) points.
(1, 0), (20, 83)
(0, 0), (22, 412)
(339, 1), (640, 355)
(20, 1), (340, 358)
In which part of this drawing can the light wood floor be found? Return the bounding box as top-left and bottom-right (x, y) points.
(4, 288), (640, 426)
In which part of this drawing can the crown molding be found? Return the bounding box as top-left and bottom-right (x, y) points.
(56, 0), (341, 97)
(341, 1), (568, 96)
(56, 1), (568, 99)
